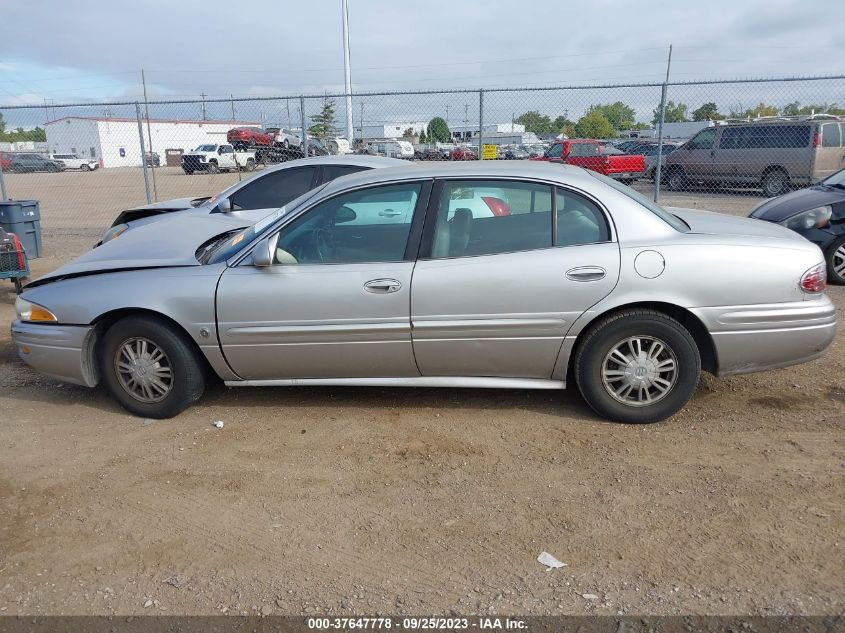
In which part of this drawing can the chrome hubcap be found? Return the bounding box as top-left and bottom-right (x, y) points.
(833, 244), (845, 279)
(602, 336), (678, 407)
(115, 337), (172, 403)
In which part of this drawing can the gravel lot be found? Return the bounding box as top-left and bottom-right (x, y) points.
(0, 167), (842, 616)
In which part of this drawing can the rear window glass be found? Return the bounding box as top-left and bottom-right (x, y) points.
(739, 125), (811, 149)
(586, 170), (688, 232)
(822, 123), (841, 148)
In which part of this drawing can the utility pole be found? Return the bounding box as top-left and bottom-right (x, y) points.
(464, 103), (469, 141)
(200, 92), (208, 121)
(653, 44), (673, 204)
(230, 94), (236, 120)
(446, 104), (450, 134)
(359, 102), (365, 146)
(141, 69), (158, 200)
(342, 0), (354, 142)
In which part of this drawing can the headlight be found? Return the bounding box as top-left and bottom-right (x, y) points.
(15, 297), (58, 322)
(780, 206), (832, 231)
(101, 223), (129, 243)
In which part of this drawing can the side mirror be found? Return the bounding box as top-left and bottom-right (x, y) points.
(217, 198), (232, 213)
(218, 147), (225, 154)
(252, 237), (274, 267)
(334, 206), (357, 224)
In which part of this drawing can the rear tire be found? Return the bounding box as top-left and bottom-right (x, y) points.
(762, 168), (789, 197)
(574, 309), (701, 424)
(826, 236), (845, 285)
(100, 315), (206, 419)
(666, 168), (688, 191)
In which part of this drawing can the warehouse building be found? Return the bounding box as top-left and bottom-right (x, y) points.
(45, 116), (259, 168)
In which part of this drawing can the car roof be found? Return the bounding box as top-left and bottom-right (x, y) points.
(318, 160), (598, 197)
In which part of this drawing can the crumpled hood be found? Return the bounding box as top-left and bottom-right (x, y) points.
(33, 213), (248, 284)
(667, 207), (809, 243)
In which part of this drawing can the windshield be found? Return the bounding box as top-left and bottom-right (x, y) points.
(196, 144), (217, 152)
(821, 169), (845, 188)
(204, 183), (329, 265)
(586, 170), (689, 232)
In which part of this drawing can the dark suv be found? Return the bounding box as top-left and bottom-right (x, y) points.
(9, 154), (65, 173)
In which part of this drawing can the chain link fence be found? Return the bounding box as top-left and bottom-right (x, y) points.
(0, 75), (843, 258)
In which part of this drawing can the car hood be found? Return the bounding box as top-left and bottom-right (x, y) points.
(32, 213), (249, 285)
(667, 207), (809, 243)
(748, 186), (845, 222)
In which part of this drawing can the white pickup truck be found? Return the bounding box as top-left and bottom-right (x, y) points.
(181, 144), (257, 174)
(50, 153), (99, 171)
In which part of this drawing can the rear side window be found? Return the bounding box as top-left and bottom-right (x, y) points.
(556, 189), (610, 246)
(229, 166), (317, 211)
(321, 164), (370, 182)
(570, 143), (599, 157)
(430, 180), (552, 258)
(740, 125), (810, 149)
(821, 123), (841, 148)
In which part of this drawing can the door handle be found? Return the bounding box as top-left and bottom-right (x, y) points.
(379, 209), (402, 217)
(566, 266), (606, 282)
(364, 278), (402, 293)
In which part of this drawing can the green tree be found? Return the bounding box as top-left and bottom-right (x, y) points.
(552, 115), (574, 133)
(307, 96), (339, 140)
(402, 127), (416, 139)
(515, 110), (553, 134)
(782, 102), (845, 116)
(575, 111), (615, 138)
(0, 112), (5, 136)
(692, 102), (722, 121)
(418, 128), (427, 143)
(585, 102), (636, 130)
(427, 117), (451, 143)
(653, 100), (689, 125)
(730, 102), (779, 119)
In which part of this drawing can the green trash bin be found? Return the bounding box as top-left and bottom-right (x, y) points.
(0, 200), (42, 259)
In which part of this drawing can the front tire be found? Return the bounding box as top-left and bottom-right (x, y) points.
(245, 158), (256, 171)
(826, 236), (845, 285)
(574, 309), (701, 424)
(100, 315), (206, 418)
(207, 160), (219, 174)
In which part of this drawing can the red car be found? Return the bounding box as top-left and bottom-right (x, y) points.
(533, 139), (645, 183)
(449, 146), (478, 161)
(0, 151), (12, 171)
(226, 127), (273, 150)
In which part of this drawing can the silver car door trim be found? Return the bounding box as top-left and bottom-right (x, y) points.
(225, 376), (566, 389)
(565, 266), (607, 282)
(225, 321), (408, 337)
(364, 278), (402, 293)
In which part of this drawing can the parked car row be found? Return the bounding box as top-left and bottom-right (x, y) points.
(13, 158), (836, 426)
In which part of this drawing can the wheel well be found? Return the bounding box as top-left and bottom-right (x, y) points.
(89, 308), (213, 376)
(762, 164), (787, 176)
(568, 301), (717, 376)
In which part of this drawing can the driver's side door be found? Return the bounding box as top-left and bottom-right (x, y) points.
(216, 181), (430, 380)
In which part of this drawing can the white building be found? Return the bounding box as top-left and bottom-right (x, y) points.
(45, 116), (260, 168)
(482, 123), (525, 134)
(356, 121), (427, 139)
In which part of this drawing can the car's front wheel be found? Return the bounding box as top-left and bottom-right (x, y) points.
(574, 309), (701, 424)
(826, 236), (845, 285)
(207, 160), (219, 174)
(100, 315), (206, 418)
(81, 164), (90, 172)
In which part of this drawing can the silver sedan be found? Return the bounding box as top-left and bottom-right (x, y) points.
(11, 162), (836, 423)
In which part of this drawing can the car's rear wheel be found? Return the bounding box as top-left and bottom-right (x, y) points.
(100, 315), (206, 418)
(207, 160), (219, 174)
(762, 168), (789, 197)
(826, 236), (845, 285)
(666, 168), (687, 191)
(574, 309), (701, 424)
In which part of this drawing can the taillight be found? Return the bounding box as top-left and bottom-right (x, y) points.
(812, 132), (822, 148)
(481, 196), (511, 216)
(800, 263), (826, 293)
(11, 233), (25, 270)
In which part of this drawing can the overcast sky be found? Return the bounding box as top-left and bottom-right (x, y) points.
(1, 0), (842, 102)
(1, 0), (843, 130)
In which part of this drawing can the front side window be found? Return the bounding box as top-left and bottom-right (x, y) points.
(430, 180), (552, 258)
(688, 128), (716, 150)
(229, 166), (317, 211)
(545, 144), (564, 159)
(274, 182), (421, 265)
(718, 127), (743, 149)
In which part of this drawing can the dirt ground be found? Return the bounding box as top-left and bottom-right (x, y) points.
(0, 170), (843, 617)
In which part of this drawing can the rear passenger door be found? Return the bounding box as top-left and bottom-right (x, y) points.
(410, 179), (620, 379)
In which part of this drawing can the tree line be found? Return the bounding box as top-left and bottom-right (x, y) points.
(0, 114), (47, 143)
